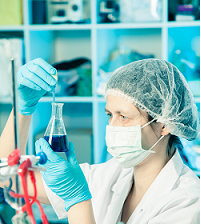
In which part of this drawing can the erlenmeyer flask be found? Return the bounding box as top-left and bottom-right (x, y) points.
(44, 103), (69, 153)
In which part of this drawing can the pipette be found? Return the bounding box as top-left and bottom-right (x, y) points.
(51, 70), (57, 104)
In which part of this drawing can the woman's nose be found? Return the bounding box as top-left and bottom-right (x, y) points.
(109, 116), (120, 126)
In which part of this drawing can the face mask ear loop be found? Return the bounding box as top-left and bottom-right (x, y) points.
(148, 135), (165, 153)
(141, 118), (157, 129)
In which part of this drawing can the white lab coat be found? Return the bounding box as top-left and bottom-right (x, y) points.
(43, 149), (200, 224)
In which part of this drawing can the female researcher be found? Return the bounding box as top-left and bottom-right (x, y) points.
(0, 58), (199, 224)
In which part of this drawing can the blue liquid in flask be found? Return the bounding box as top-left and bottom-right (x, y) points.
(44, 135), (69, 152)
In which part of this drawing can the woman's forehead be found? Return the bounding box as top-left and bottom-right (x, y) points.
(106, 95), (147, 117)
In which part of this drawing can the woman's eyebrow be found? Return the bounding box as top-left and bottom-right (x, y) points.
(105, 108), (130, 115)
(105, 108), (110, 113)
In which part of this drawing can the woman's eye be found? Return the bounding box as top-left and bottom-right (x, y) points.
(121, 115), (128, 121)
(107, 113), (113, 118)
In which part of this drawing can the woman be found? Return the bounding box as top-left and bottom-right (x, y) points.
(0, 58), (199, 224)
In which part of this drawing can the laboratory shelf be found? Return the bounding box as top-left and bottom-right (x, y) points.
(0, 100), (12, 104)
(0, 0), (200, 166)
(96, 22), (163, 29)
(0, 25), (25, 31)
(40, 96), (94, 103)
(96, 97), (106, 103)
(194, 97), (200, 104)
(28, 24), (93, 31)
(167, 21), (200, 27)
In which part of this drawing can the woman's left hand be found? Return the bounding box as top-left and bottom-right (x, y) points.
(35, 138), (92, 211)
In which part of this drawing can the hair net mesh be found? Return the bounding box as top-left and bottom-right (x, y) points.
(105, 59), (199, 141)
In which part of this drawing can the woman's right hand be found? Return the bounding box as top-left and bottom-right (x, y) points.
(17, 58), (57, 115)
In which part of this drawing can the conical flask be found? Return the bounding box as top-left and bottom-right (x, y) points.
(44, 103), (69, 152)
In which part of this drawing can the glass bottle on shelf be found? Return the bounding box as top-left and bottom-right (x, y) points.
(44, 103), (69, 159)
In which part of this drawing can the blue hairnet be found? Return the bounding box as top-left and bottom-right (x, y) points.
(105, 59), (199, 141)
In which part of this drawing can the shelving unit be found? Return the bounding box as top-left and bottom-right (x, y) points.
(0, 0), (200, 165)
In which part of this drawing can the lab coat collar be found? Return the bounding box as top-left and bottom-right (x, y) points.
(111, 166), (133, 194)
(136, 149), (183, 212)
(106, 167), (133, 224)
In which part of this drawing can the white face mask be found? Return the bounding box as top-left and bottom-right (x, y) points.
(105, 120), (164, 168)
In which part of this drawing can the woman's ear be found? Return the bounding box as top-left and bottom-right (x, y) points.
(161, 125), (170, 136)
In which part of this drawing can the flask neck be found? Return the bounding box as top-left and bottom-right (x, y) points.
(51, 103), (63, 119)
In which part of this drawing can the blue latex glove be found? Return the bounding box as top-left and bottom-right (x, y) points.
(35, 138), (92, 211)
(17, 58), (57, 115)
